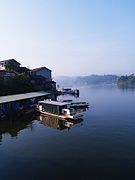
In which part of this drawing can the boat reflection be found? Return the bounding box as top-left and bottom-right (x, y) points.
(0, 107), (88, 144)
(36, 114), (84, 130)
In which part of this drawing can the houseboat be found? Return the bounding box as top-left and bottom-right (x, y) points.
(36, 100), (83, 120)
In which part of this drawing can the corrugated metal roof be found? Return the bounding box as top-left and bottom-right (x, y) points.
(39, 100), (70, 106)
(0, 91), (50, 104)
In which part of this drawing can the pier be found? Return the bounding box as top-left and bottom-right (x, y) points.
(57, 88), (79, 97)
(0, 91), (51, 118)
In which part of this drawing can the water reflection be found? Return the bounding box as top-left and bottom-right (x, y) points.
(1, 85), (135, 179)
(0, 107), (88, 143)
(36, 114), (84, 130)
(117, 84), (135, 92)
(36, 107), (88, 130)
(0, 114), (35, 144)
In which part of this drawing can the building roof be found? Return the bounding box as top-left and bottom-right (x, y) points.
(31, 66), (51, 72)
(0, 91), (50, 104)
(19, 67), (30, 72)
(0, 59), (21, 65)
(39, 100), (70, 106)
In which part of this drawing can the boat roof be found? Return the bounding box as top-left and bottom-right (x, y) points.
(0, 91), (50, 104)
(39, 100), (70, 106)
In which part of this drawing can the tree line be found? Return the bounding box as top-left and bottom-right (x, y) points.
(0, 73), (36, 96)
(0, 61), (51, 96)
(117, 74), (135, 86)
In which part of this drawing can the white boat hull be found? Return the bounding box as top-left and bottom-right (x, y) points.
(36, 108), (83, 120)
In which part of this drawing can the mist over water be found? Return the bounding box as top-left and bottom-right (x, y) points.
(0, 85), (135, 179)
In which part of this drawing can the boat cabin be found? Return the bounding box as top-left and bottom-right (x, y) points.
(37, 100), (71, 115)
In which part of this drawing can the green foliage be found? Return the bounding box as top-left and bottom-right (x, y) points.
(0, 73), (36, 96)
(5, 61), (17, 72)
(0, 68), (55, 96)
(0, 76), (5, 93)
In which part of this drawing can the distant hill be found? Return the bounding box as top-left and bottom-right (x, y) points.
(55, 74), (135, 88)
(54, 76), (76, 86)
(54, 75), (118, 86)
(75, 75), (118, 85)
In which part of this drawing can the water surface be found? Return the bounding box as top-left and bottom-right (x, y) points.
(0, 85), (135, 179)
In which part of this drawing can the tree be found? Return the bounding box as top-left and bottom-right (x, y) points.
(5, 61), (17, 72)
(117, 74), (135, 86)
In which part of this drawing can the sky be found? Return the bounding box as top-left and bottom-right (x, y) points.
(0, 0), (135, 76)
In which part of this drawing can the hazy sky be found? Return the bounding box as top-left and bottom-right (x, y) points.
(0, 0), (135, 76)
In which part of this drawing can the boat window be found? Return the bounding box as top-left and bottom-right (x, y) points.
(63, 110), (67, 114)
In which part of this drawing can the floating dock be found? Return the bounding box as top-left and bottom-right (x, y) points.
(57, 88), (79, 97)
(0, 91), (51, 118)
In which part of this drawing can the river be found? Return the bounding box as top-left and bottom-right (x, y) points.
(0, 85), (135, 179)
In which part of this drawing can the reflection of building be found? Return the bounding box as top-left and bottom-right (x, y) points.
(37, 114), (83, 130)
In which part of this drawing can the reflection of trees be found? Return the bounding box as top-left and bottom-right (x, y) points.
(0, 111), (85, 144)
(117, 83), (135, 92)
(0, 114), (35, 144)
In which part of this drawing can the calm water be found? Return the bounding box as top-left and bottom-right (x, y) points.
(0, 85), (135, 179)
